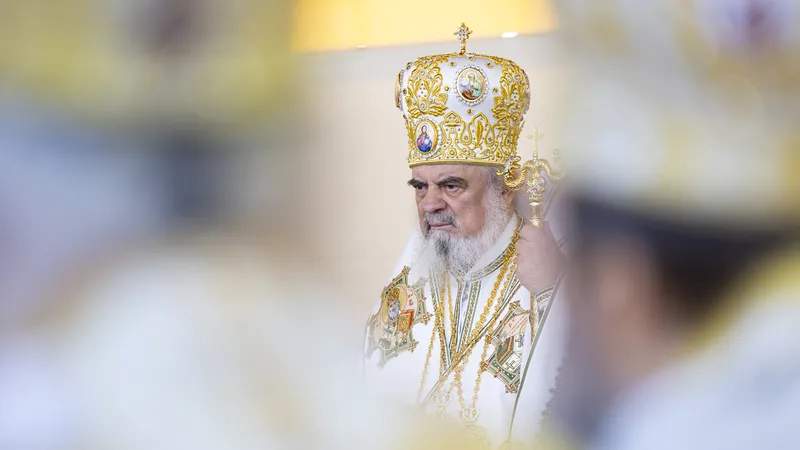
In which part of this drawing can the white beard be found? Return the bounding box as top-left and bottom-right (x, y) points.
(412, 186), (511, 274)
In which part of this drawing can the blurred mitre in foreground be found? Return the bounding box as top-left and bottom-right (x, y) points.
(557, 0), (800, 230)
(550, 1), (800, 449)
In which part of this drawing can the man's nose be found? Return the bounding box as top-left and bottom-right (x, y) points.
(420, 187), (446, 213)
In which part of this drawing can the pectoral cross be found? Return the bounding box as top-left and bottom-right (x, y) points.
(454, 23), (472, 55)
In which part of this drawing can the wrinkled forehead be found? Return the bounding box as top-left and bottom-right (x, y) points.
(410, 164), (493, 184)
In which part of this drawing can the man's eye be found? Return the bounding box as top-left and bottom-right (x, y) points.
(445, 184), (460, 191)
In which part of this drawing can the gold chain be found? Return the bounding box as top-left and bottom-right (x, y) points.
(451, 226), (520, 417)
(436, 274), (449, 375)
(417, 270), (449, 404)
(472, 258), (517, 408)
(447, 273), (458, 361)
(416, 284), (443, 403)
(446, 226), (521, 373)
(451, 254), (513, 413)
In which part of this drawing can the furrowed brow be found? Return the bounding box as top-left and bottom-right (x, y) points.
(408, 179), (427, 189)
(436, 176), (468, 188)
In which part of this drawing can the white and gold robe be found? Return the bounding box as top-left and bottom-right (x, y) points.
(364, 215), (567, 447)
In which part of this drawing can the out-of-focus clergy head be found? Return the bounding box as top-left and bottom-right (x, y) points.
(550, 0), (800, 440)
(0, 0), (298, 325)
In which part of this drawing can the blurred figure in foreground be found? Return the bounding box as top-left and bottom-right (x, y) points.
(0, 1), (439, 449)
(549, 1), (800, 449)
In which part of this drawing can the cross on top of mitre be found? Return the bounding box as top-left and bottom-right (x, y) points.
(454, 23), (472, 55)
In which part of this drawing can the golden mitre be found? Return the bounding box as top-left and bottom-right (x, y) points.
(555, 0), (800, 229)
(396, 24), (531, 172)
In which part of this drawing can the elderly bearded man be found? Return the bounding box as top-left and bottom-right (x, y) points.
(364, 25), (567, 449)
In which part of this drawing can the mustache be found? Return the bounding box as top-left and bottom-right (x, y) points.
(424, 212), (456, 230)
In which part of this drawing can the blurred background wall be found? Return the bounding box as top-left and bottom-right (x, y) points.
(300, 34), (567, 313)
(293, 0), (557, 51)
